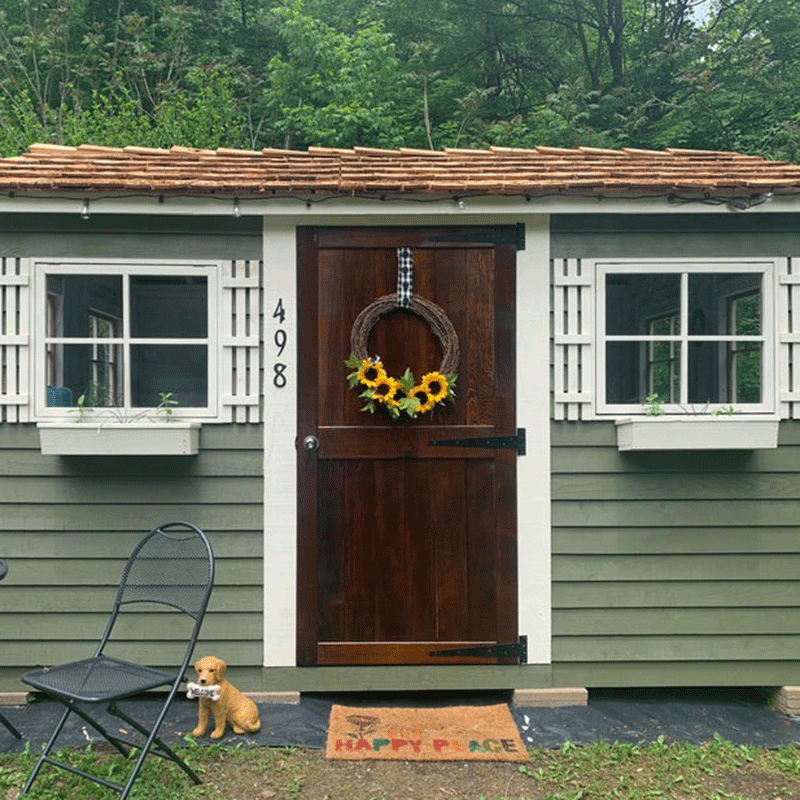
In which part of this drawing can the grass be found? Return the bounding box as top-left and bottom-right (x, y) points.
(1, 735), (800, 800)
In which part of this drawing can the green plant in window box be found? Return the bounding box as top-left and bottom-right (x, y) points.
(643, 393), (738, 417)
(71, 390), (180, 423)
(156, 392), (179, 418)
(643, 393), (664, 416)
(71, 392), (92, 422)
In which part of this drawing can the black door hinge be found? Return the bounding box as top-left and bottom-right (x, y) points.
(429, 428), (525, 455)
(430, 635), (528, 663)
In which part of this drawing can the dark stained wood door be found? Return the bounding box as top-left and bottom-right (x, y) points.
(297, 227), (518, 666)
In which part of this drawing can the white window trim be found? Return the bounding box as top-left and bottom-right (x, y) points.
(593, 258), (780, 420)
(30, 258), (222, 422)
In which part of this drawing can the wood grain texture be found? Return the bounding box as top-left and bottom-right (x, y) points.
(298, 227), (518, 666)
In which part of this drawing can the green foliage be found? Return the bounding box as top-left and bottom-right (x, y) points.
(0, 0), (800, 158)
(264, 1), (412, 149)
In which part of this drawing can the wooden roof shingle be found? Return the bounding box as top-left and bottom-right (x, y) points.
(0, 144), (799, 199)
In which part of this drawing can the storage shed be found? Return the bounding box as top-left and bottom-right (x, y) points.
(3, 143), (800, 702)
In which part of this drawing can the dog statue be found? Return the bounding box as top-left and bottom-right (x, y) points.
(188, 655), (261, 739)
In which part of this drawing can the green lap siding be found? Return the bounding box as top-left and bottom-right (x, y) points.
(551, 419), (800, 687)
(0, 423), (264, 691)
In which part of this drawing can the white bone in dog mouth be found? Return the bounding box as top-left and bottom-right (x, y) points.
(186, 682), (221, 701)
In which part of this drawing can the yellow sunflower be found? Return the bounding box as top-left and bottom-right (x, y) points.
(383, 383), (407, 409)
(421, 371), (449, 403)
(371, 375), (400, 405)
(409, 385), (436, 414)
(357, 359), (386, 387)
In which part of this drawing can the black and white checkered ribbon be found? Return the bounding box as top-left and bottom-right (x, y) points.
(397, 248), (414, 307)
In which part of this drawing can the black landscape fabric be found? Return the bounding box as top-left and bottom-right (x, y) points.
(1, 689), (799, 754)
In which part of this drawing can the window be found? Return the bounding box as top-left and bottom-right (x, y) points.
(34, 261), (219, 419)
(596, 260), (776, 415)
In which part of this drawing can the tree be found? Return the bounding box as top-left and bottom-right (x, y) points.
(263, 1), (415, 149)
(0, 0), (799, 158)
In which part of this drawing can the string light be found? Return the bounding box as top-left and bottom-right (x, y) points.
(1, 188), (794, 212)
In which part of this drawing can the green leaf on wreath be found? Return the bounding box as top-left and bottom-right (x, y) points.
(345, 353), (363, 369)
(347, 371), (362, 389)
(397, 368), (416, 393)
(399, 396), (421, 417)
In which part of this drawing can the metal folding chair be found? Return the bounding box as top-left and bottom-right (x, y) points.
(0, 559), (22, 740)
(19, 522), (214, 799)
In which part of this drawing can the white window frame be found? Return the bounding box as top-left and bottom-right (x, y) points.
(31, 259), (221, 421)
(595, 258), (778, 418)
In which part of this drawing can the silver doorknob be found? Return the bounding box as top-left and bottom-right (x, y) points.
(303, 435), (319, 452)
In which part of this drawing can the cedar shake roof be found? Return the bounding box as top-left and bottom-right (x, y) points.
(1, 143), (800, 199)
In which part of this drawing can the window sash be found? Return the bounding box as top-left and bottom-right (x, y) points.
(595, 260), (776, 416)
(33, 260), (219, 420)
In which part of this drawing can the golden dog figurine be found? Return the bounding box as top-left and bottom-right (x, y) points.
(188, 655), (261, 739)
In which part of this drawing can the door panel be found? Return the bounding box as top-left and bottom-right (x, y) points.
(297, 227), (517, 666)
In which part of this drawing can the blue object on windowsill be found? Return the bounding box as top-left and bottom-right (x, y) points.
(47, 386), (73, 407)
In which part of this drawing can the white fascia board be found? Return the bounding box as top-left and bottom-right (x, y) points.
(2, 192), (800, 216)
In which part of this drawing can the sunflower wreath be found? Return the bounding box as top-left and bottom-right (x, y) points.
(345, 294), (459, 419)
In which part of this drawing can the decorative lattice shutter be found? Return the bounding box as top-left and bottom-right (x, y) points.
(221, 259), (262, 423)
(779, 257), (800, 419)
(0, 257), (30, 423)
(552, 258), (593, 420)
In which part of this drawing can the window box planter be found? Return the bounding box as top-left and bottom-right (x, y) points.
(615, 416), (779, 451)
(37, 422), (200, 456)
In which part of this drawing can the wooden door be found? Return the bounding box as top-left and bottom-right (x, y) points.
(297, 226), (518, 666)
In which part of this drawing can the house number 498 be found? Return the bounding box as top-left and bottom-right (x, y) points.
(273, 298), (288, 389)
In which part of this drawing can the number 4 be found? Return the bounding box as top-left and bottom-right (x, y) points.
(273, 298), (286, 324)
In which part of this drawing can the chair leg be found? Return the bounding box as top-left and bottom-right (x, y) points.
(20, 695), (201, 800)
(19, 704), (73, 797)
(110, 702), (202, 786)
(0, 710), (21, 739)
(52, 697), (132, 757)
(19, 699), (135, 798)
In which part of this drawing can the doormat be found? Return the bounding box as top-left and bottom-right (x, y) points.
(326, 704), (528, 762)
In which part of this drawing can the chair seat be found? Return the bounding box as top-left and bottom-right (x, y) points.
(23, 656), (176, 703)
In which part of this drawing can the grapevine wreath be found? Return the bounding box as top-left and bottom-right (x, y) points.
(345, 249), (459, 419)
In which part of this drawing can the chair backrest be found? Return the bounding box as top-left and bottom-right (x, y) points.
(116, 522), (214, 620)
(95, 522), (214, 664)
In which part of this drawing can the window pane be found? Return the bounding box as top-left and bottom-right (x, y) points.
(688, 273), (761, 336)
(649, 342), (681, 402)
(130, 276), (207, 338)
(687, 342), (723, 404)
(46, 275), (123, 337)
(606, 274), (681, 335)
(131, 344), (207, 407)
(731, 342), (762, 403)
(606, 341), (648, 404)
(46, 343), (122, 407)
(687, 341), (763, 404)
